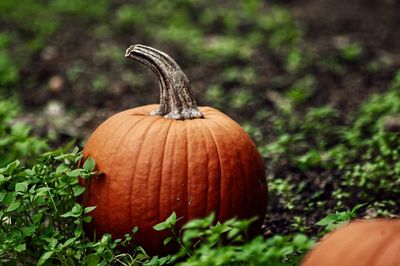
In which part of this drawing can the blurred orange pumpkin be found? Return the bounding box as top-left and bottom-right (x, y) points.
(302, 219), (400, 266)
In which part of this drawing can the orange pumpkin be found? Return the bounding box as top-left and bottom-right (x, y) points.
(302, 219), (400, 266)
(81, 44), (268, 254)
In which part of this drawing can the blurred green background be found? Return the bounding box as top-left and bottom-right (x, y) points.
(1, 0), (400, 236)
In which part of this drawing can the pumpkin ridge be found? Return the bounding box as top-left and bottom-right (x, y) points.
(193, 119), (209, 216)
(98, 117), (147, 235)
(83, 114), (133, 227)
(218, 116), (267, 224)
(346, 223), (389, 265)
(92, 115), (140, 234)
(193, 117), (219, 215)
(206, 119), (234, 219)
(368, 226), (400, 266)
(115, 116), (151, 234)
(374, 235), (400, 265)
(200, 119), (223, 221)
(213, 118), (248, 219)
(156, 119), (173, 230)
(129, 116), (163, 235)
(184, 122), (189, 221)
(302, 219), (400, 266)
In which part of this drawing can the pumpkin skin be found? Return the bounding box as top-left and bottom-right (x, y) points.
(81, 45), (267, 254)
(302, 219), (400, 266)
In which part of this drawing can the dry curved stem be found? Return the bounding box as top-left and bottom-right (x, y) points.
(125, 44), (204, 120)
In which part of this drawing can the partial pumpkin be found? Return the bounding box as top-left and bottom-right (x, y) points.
(302, 219), (400, 266)
(81, 44), (268, 254)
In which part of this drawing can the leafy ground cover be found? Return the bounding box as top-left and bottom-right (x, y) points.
(1, 0), (400, 264)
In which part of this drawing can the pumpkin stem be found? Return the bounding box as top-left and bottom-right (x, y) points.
(125, 44), (204, 120)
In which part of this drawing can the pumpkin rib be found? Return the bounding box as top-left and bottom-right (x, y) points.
(129, 116), (163, 236)
(143, 118), (174, 247)
(195, 115), (220, 215)
(200, 119), (223, 221)
(151, 120), (175, 230)
(206, 119), (234, 219)
(374, 236), (400, 265)
(368, 225), (400, 266)
(186, 120), (209, 219)
(213, 118), (248, 219)
(346, 226), (382, 265)
(84, 115), (134, 233)
(92, 114), (141, 234)
(184, 122), (190, 222)
(171, 122), (189, 221)
(202, 118), (234, 221)
(107, 115), (148, 235)
(192, 118), (209, 217)
(351, 222), (399, 265)
(156, 119), (173, 229)
(329, 224), (368, 265)
(216, 115), (267, 221)
(122, 116), (151, 233)
(167, 124), (177, 222)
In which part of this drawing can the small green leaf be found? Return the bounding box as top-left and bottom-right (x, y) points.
(165, 212), (177, 225)
(0, 174), (7, 185)
(32, 213), (43, 223)
(163, 236), (173, 245)
(227, 227), (241, 240)
(74, 226), (83, 237)
(132, 226), (139, 234)
(316, 214), (338, 226)
(63, 139), (76, 152)
(67, 169), (84, 177)
(85, 253), (100, 266)
(6, 200), (21, 212)
(351, 203), (367, 214)
(3, 160), (20, 173)
(83, 157), (96, 172)
(153, 221), (168, 231)
(49, 238), (58, 249)
(22, 225), (37, 236)
(3, 192), (16, 205)
(293, 234), (309, 248)
(15, 182), (29, 193)
(74, 154), (83, 163)
(154, 212), (178, 231)
(183, 213), (215, 229)
(72, 146), (80, 154)
(84, 206), (96, 214)
(182, 229), (200, 244)
(61, 203), (82, 217)
(14, 243), (26, 252)
(73, 186), (85, 196)
(0, 190), (6, 202)
(83, 216), (92, 223)
(62, 237), (77, 248)
(56, 163), (69, 174)
(38, 251), (54, 266)
(35, 187), (50, 197)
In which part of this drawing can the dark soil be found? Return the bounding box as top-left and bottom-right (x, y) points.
(265, 0), (400, 236)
